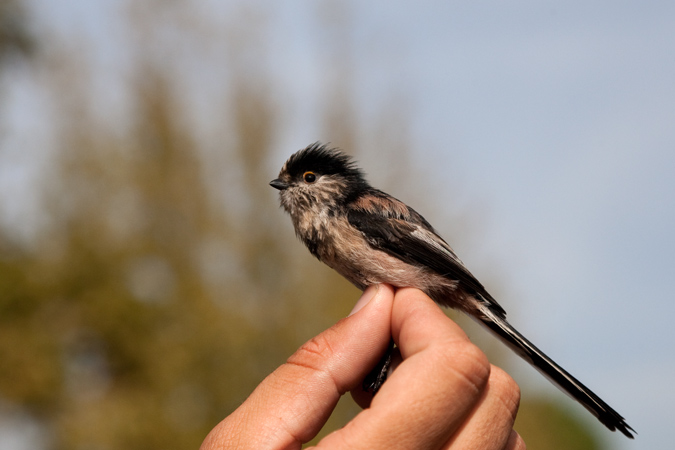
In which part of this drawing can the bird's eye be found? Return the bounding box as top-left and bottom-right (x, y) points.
(303, 171), (317, 183)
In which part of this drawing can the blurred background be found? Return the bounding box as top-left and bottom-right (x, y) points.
(1, 1), (673, 449)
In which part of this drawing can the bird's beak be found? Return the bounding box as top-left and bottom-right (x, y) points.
(269, 179), (289, 190)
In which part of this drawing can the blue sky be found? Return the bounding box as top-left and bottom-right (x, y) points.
(5, 1), (675, 449)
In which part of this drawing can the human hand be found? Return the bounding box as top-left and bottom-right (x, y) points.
(201, 284), (525, 450)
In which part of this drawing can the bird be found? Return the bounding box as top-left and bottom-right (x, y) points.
(269, 142), (634, 438)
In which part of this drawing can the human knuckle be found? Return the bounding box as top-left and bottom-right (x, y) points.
(456, 341), (491, 381)
(489, 365), (521, 416)
(437, 339), (491, 391)
(288, 332), (336, 371)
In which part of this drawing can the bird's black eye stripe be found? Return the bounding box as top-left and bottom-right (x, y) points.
(303, 171), (317, 183)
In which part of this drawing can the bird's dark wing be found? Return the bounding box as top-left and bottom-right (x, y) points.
(347, 193), (502, 312)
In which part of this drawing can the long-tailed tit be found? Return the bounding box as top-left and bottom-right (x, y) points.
(270, 143), (634, 438)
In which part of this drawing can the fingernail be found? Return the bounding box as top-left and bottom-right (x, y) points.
(349, 284), (380, 317)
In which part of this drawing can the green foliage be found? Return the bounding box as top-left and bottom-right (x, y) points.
(0, 6), (358, 447)
(516, 397), (600, 450)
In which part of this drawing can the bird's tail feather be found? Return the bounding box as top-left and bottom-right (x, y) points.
(474, 299), (635, 439)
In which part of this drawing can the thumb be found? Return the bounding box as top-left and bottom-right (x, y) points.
(201, 284), (394, 450)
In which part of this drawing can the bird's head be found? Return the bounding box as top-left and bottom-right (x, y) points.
(270, 143), (368, 216)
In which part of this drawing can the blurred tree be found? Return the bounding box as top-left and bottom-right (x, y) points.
(0, 2), (603, 449)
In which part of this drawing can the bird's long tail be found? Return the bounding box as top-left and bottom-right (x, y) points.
(474, 298), (635, 439)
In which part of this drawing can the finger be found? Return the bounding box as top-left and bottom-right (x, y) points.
(201, 284), (395, 450)
(318, 288), (492, 450)
(442, 365), (521, 449)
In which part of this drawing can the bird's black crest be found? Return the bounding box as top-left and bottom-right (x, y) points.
(284, 143), (364, 180)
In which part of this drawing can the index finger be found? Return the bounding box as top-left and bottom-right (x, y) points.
(201, 284), (395, 450)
